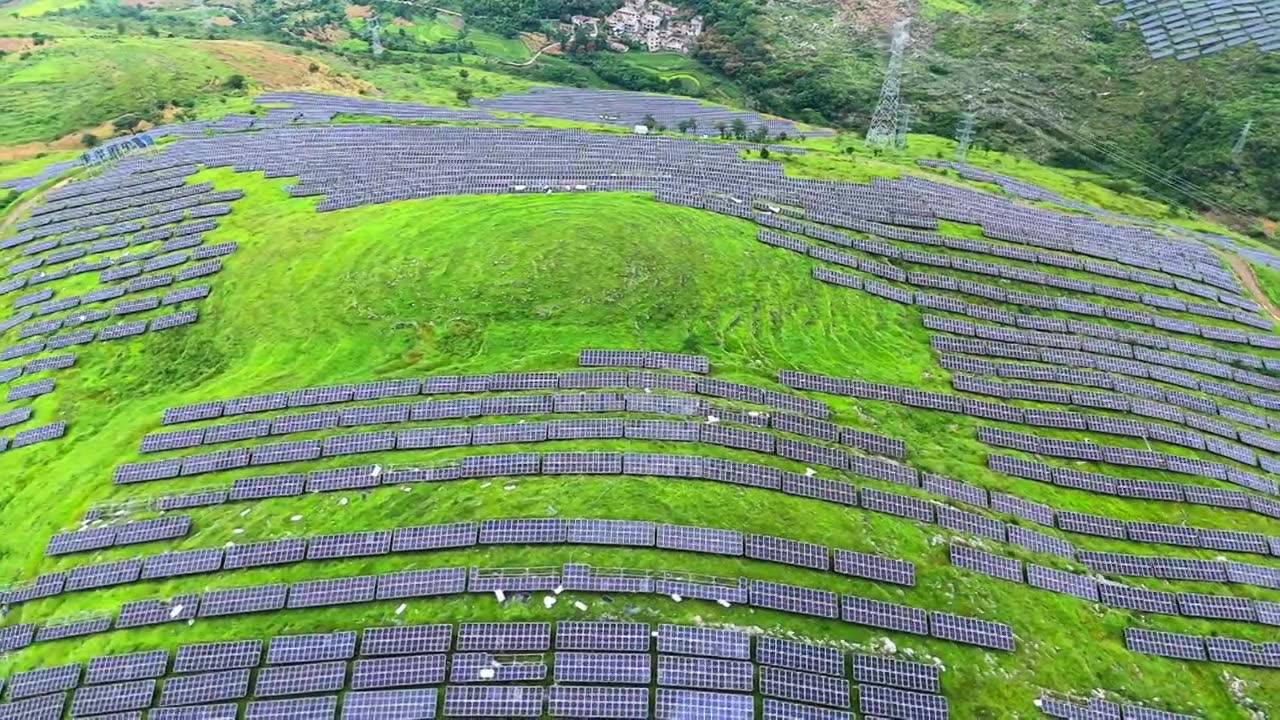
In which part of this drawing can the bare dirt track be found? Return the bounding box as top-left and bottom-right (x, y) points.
(1223, 252), (1280, 323)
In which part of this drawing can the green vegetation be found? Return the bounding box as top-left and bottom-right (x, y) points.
(0, 164), (1276, 717)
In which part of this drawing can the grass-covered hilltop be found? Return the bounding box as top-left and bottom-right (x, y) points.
(0, 0), (1279, 717)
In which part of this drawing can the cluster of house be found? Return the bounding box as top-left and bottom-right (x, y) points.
(568, 0), (704, 53)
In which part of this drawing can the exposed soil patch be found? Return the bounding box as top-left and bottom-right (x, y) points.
(0, 38), (44, 53)
(303, 24), (350, 43)
(344, 4), (370, 17)
(191, 40), (372, 93)
(209, 15), (236, 26)
(391, 16), (412, 26)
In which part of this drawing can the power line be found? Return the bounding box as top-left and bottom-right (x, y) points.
(954, 111), (976, 162)
(1232, 119), (1252, 160)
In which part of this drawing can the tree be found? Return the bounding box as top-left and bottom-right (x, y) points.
(459, 68), (469, 78)
(775, 131), (788, 142)
(759, 147), (770, 159)
(748, 124), (769, 143)
(112, 114), (141, 132)
(677, 118), (693, 134)
(456, 87), (474, 103)
(687, 117), (697, 134)
(656, 122), (667, 132)
(80, 133), (99, 148)
(224, 74), (247, 91)
(714, 121), (727, 139)
(730, 118), (747, 140)
(308, 62), (320, 72)
(641, 113), (657, 130)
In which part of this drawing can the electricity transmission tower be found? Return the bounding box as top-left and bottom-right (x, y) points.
(368, 14), (384, 56)
(894, 106), (911, 149)
(954, 111), (976, 162)
(1231, 119), (1252, 160)
(865, 19), (911, 147)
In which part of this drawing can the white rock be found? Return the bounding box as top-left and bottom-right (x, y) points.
(574, 601), (589, 611)
(239, 508), (251, 517)
(169, 605), (184, 618)
(543, 595), (556, 608)
(479, 668), (495, 680)
(400, 486), (411, 493)
(717, 599), (731, 608)
(494, 590), (506, 603)
(395, 603), (407, 615)
(338, 497), (349, 506)
(481, 482), (491, 489)
(232, 528), (244, 534)
(671, 594), (683, 602)
(553, 586), (564, 595)
(504, 484), (516, 491)
(371, 465), (382, 477)
(804, 467), (816, 477)
(706, 415), (719, 424)
(290, 515), (302, 522)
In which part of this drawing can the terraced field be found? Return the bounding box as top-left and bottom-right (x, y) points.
(0, 89), (1276, 720)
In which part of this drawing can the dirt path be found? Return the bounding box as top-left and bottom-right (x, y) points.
(503, 42), (559, 66)
(0, 178), (69, 236)
(1223, 251), (1280, 323)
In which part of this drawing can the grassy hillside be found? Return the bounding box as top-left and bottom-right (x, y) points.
(0, 153), (1276, 716)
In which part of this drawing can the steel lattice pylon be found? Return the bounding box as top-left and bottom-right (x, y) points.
(866, 19), (912, 148)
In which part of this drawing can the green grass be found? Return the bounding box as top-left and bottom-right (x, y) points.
(5, 0), (87, 16)
(0, 167), (1275, 717)
(466, 29), (532, 62)
(0, 149), (77, 182)
(616, 51), (743, 104)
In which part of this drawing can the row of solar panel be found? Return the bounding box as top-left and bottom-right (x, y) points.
(779, 369), (1280, 500)
(157, 366), (831, 426)
(0, 683), (953, 720)
(1124, 627), (1279, 669)
(1, 562), (1013, 655)
(756, 222), (1264, 332)
(947, 543), (1279, 627)
(986, 451), (1280, 529)
(923, 311), (1280, 401)
(790, 238), (1272, 351)
(141, 392), (904, 459)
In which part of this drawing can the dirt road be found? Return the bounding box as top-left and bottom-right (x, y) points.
(1222, 251), (1280, 323)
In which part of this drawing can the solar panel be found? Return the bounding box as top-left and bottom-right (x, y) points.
(267, 630), (358, 664)
(376, 566), (468, 600)
(852, 654), (941, 694)
(442, 685), (544, 717)
(656, 524), (743, 555)
(174, 640), (263, 673)
(361, 624), (453, 656)
(780, 472), (857, 506)
(929, 611), (1015, 651)
(450, 653), (547, 683)
(307, 530), (393, 559)
(858, 684), (948, 720)
(546, 685), (649, 719)
(66, 558), (143, 591)
(756, 636), (845, 677)
(391, 522), (478, 552)
(149, 704), (240, 720)
(349, 654), (448, 690)
(456, 623), (551, 652)
(657, 655), (753, 692)
(556, 622), (650, 652)
(71, 680), (156, 716)
(1026, 564), (1099, 602)
(554, 652), (651, 684)
(198, 584), (287, 617)
(1123, 628), (1206, 660)
(244, 695), (338, 720)
(288, 574), (378, 608)
(566, 519), (656, 546)
(1177, 593), (1257, 622)
(654, 688), (752, 720)
(9, 664), (82, 700)
(340, 689), (438, 720)
(759, 667), (850, 709)
(159, 669), (251, 706)
(0, 690), (66, 720)
(948, 544), (1023, 583)
(223, 537), (307, 569)
(841, 595), (929, 635)
(254, 661), (346, 697)
(656, 625), (749, 660)
(761, 698), (853, 720)
(750, 579), (839, 618)
(859, 488), (934, 522)
(478, 518), (566, 544)
(85, 649), (169, 684)
(745, 534), (829, 570)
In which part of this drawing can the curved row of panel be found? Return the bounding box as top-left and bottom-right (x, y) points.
(0, 620), (951, 720)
